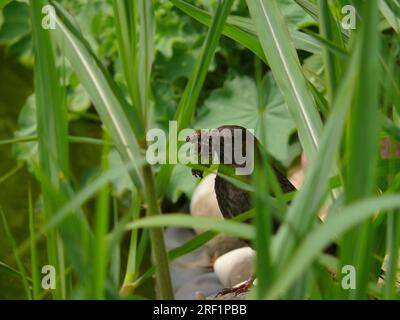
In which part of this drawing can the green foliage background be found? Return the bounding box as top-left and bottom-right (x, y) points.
(0, 0), (399, 300)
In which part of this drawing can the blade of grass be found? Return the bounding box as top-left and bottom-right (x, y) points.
(252, 150), (274, 298)
(112, 0), (142, 118)
(30, 0), (68, 299)
(28, 186), (40, 300)
(227, 14), (322, 54)
(125, 214), (254, 241)
(110, 198), (121, 290)
(341, 0), (381, 299)
(303, 30), (348, 60)
(171, 0), (322, 64)
(294, 0), (319, 21)
(50, 1), (144, 189)
(0, 207), (32, 299)
(43, 161), (139, 233)
(137, 0), (154, 127)
(93, 133), (111, 300)
(175, 0), (234, 131)
(379, 0), (400, 33)
(171, 0), (266, 62)
(246, 0), (324, 162)
(0, 261), (32, 282)
(266, 195), (400, 299)
(119, 209), (253, 290)
(120, 190), (142, 297)
(383, 209), (400, 299)
(156, 0), (235, 197)
(272, 37), (360, 276)
(0, 163), (23, 185)
(318, 0), (345, 102)
(50, 3), (175, 297)
(296, 0), (399, 98)
(0, 135), (108, 147)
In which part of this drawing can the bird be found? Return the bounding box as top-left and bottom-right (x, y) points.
(186, 125), (296, 295)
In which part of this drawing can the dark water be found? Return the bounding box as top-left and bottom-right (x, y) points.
(0, 47), (35, 299)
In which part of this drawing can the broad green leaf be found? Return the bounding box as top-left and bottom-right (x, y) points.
(0, 0), (12, 10)
(195, 74), (297, 164)
(0, 1), (30, 45)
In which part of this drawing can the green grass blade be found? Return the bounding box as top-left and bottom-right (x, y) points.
(132, 231), (218, 290)
(120, 190), (142, 297)
(30, 0), (68, 299)
(50, 1), (144, 189)
(156, 0), (234, 197)
(137, 0), (154, 126)
(110, 199), (121, 290)
(246, 0), (324, 160)
(272, 39), (361, 274)
(318, 0), (345, 102)
(118, 210), (254, 291)
(252, 152), (274, 298)
(342, 0), (381, 299)
(172, 0), (322, 64)
(266, 195), (400, 299)
(379, 0), (400, 33)
(0, 163), (23, 185)
(44, 161), (139, 233)
(0, 207), (32, 299)
(93, 134), (111, 300)
(294, 0), (319, 21)
(171, 0), (266, 62)
(0, 261), (32, 282)
(383, 210), (400, 299)
(112, 0), (142, 117)
(28, 186), (40, 300)
(175, 0), (234, 130)
(304, 29), (348, 60)
(126, 214), (254, 241)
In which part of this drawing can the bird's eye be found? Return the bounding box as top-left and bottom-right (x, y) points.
(186, 136), (190, 143)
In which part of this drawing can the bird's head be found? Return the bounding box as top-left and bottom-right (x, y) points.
(186, 125), (255, 179)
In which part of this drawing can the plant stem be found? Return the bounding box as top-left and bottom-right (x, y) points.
(142, 164), (174, 300)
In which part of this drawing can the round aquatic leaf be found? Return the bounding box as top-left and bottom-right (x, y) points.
(195, 74), (297, 164)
